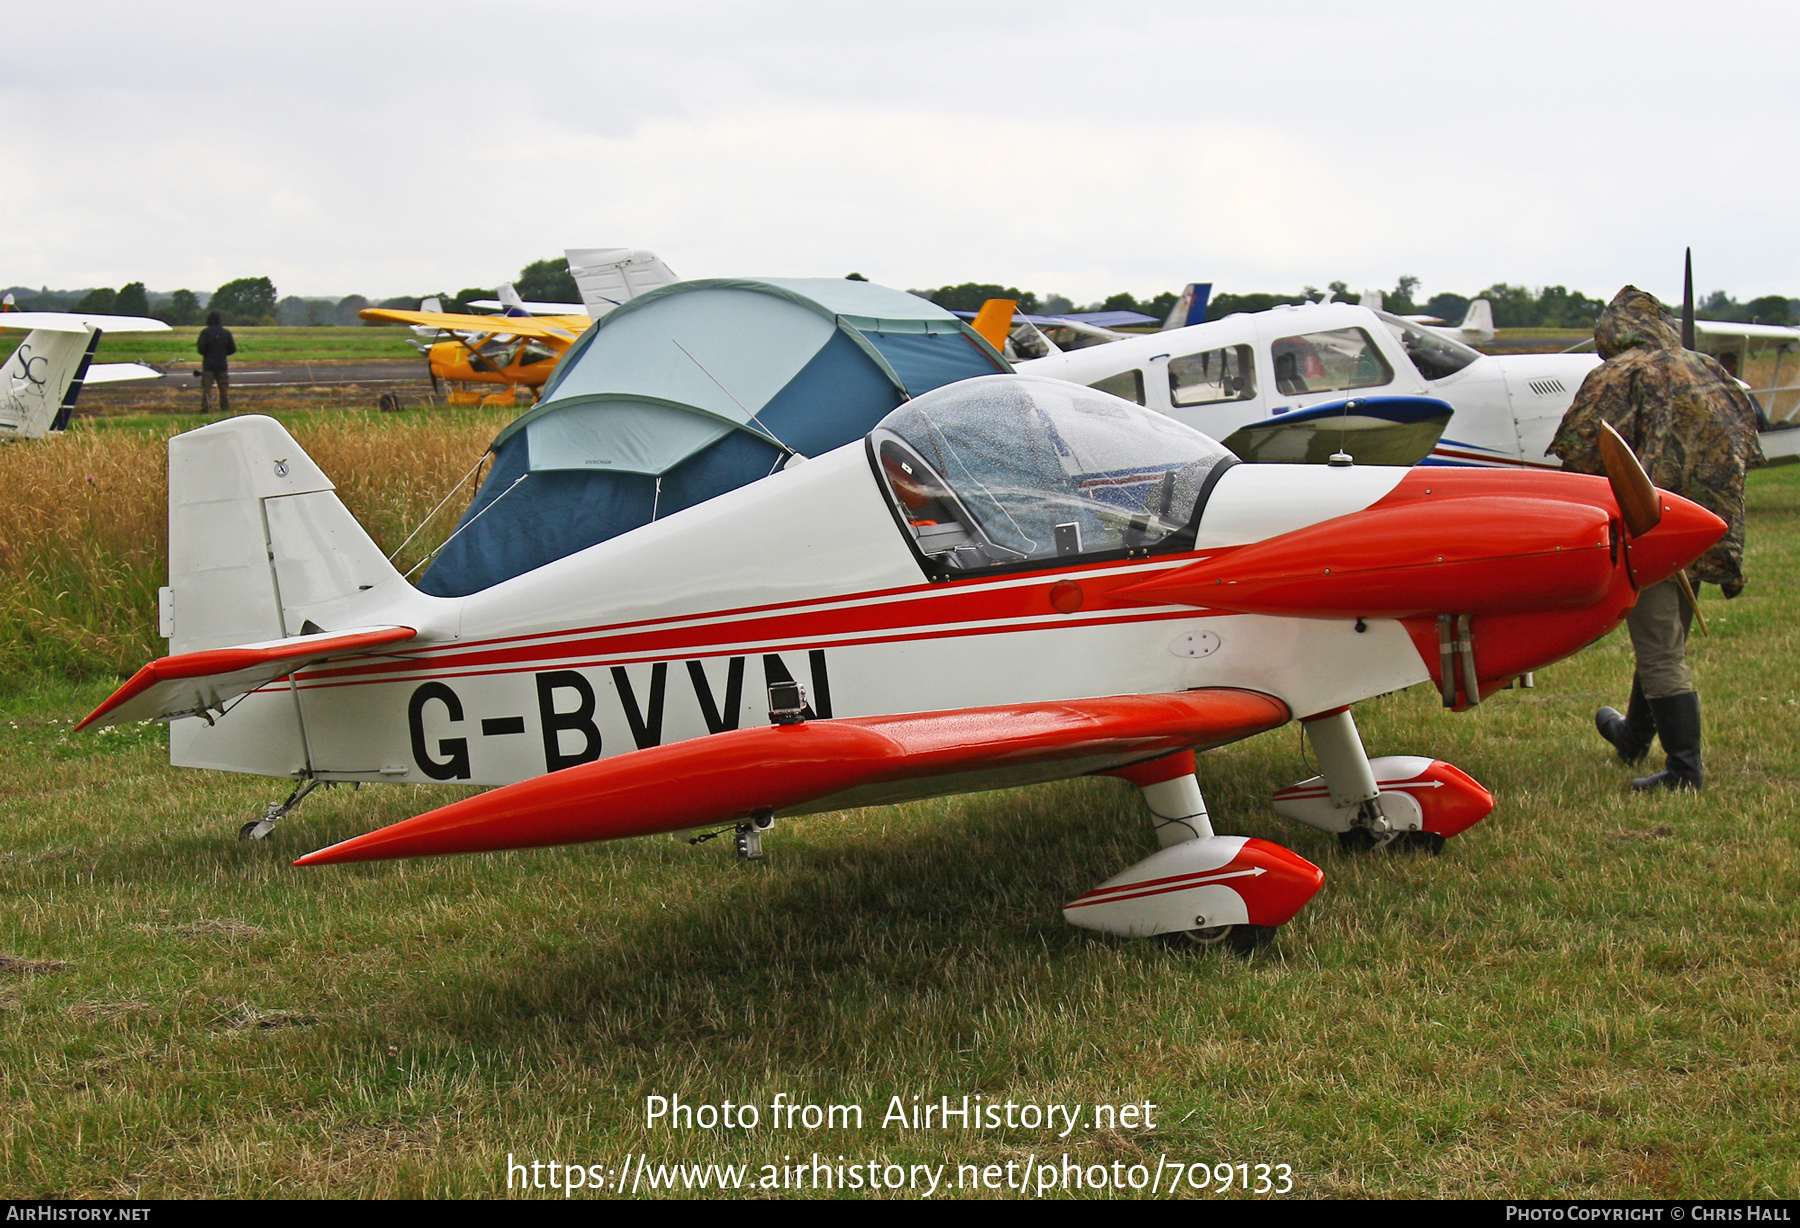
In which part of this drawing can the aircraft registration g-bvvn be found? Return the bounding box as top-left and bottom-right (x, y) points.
(79, 374), (1723, 951)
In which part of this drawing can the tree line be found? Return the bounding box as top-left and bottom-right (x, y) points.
(10, 262), (1796, 330)
(6, 278), (279, 326)
(916, 275), (1800, 330)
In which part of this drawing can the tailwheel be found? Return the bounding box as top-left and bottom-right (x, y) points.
(1337, 828), (1445, 856)
(1161, 924), (1279, 956)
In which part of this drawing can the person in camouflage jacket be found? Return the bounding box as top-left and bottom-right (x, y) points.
(1548, 285), (1763, 791)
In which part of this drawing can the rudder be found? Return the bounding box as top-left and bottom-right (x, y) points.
(1, 327), (94, 438)
(168, 415), (405, 654)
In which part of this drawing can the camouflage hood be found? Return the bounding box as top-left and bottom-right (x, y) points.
(1594, 286), (1682, 359)
(1549, 286), (1764, 594)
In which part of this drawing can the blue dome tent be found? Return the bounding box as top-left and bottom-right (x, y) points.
(419, 278), (1009, 597)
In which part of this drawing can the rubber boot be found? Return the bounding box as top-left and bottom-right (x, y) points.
(1595, 674), (1657, 765)
(1631, 692), (1703, 792)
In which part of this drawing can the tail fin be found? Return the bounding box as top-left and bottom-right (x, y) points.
(1160, 283), (1212, 330)
(496, 283), (530, 317)
(1, 326), (96, 437)
(1358, 288), (1384, 311)
(167, 415), (406, 655)
(421, 296), (443, 313)
(565, 248), (680, 318)
(970, 299), (1016, 350)
(1458, 299), (1495, 341)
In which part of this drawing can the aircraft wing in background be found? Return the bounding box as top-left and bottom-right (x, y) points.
(1, 311), (172, 438)
(357, 308), (591, 341)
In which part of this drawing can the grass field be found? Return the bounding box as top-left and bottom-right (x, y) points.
(0, 326), (420, 368)
(0, 421), (1795, 1199)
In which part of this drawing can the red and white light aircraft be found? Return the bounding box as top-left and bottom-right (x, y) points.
(79, 375), (1722, 951)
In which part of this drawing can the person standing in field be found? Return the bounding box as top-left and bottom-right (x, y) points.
(1548, 286), (1763, 791)
(196, 310), (236, 414)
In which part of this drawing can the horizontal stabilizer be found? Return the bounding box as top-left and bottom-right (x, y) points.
(77, 625), (416, 730)
(85, 363), (164, 384)
(296, 689), (1291, 866)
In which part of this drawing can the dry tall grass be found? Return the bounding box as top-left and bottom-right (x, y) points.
(0, 414), (503, 690)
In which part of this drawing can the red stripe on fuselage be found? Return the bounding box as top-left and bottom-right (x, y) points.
(293, 556), (1237, 691)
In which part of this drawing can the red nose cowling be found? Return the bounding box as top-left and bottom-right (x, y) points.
(1621, 489), (1727, 590)
(1119, 469), (1725, 706)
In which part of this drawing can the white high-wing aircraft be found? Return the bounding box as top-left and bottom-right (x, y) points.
(77, 374), (1722, 953)
(1, 311), (169, 438)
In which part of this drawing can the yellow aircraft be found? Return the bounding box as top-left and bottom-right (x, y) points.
(360, 249), (682, 405)
(358, 301), (591, 406)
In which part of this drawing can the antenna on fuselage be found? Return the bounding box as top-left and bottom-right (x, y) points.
(1329, 399), (1356, 466)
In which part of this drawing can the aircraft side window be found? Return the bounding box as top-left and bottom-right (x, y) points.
(1088, 369), (1145, 405)
(1271, 329), (1393, 396)
(875, 437), (1021, 571)
(1373, 310), (1481, 381)
(1169, 345), (1256, 407)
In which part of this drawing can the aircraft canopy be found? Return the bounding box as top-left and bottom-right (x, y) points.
(873, 374), (1234, 574)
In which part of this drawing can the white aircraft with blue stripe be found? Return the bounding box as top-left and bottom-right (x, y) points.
(1017, 297), (1602, 470)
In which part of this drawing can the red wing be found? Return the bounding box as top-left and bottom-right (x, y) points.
(77, 626), (417, 730)
(295, 689), (1290, 866)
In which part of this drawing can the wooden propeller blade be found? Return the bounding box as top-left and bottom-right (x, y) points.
(1597, 421), (1709, 635)
(1598, 420), (1662, 537)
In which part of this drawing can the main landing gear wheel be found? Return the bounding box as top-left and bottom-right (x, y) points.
(1337, 829), (1445, 856)
(1161, 924), (1279, 956)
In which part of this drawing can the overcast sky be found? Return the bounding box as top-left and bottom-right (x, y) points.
(4, 1), (1796, 306)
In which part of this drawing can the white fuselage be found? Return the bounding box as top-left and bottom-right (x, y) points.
(1018, 301), (1602, 469)
(173, 446), (1427, 790)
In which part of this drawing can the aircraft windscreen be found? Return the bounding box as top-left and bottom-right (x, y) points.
(872, 374), (1233, 571)
(1375, 310), (1481, 381)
